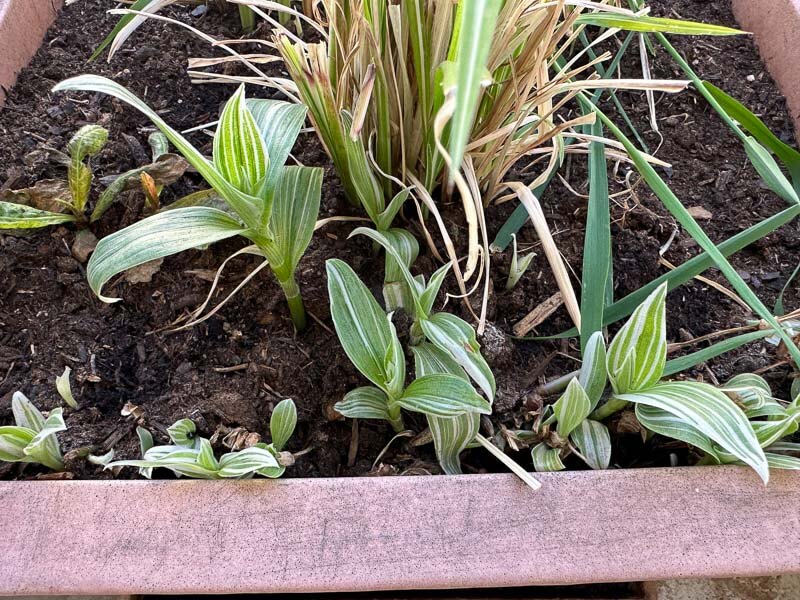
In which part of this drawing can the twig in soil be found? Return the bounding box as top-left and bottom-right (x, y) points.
(371, 431), (414, 471)
(307, 310), (333, 335)
(213, 363), (249, 374)
(513, 292), (564, 337)
(347, 419), (359, 467)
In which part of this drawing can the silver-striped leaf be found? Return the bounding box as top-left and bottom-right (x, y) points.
(246, 98), (306, 188)
(87, 207), (246, 302)
(579, 331), (608, 409)
(531, 443), (565, 472)
(335, 386), (391, 421)
(616, 381), (768, 482)
(553, 378), (592, 438)
(167, 419), (199, 449)
(570, 419), (611, 470)
(635, 404), (719, 459)
(419, 312), (496, 401)
(269, 398), (297, 451)
(0, 201), (76, 229)
(607, 283), (667, 394)
(326, 259), (405, 396)
(395, 374), (491, 418)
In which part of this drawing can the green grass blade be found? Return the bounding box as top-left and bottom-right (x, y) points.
(89, 0), (154, 61)
(580, 120), (612, 350)
(663, 330), (773, 376)
(576, 13), (743, 36)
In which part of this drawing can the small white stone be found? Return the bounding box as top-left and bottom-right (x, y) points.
(746, 74), (756, 82)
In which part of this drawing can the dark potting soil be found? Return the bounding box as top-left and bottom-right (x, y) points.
(0, 0), (797, 480)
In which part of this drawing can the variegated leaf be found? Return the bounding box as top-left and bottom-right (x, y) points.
(721, 373), (772, 412)
(269, 398), (297, 451)
(167, 419), (199, 449)
(0, 427), (34, 463)
(265, 165), (323, 278)
(765, 453), (800, 470)
(531, 443), (565, 472)
(382, 228), (420, 312)
(419, 312), (495, 401)
(11, 392), (46, 431)
(335, 386), (391, 421)
(55, 366), (77, 408)
(213, 85), (269, 196)
(53, 76), (262, 227)
(395, 374), (491, 418)
(615, 381), (768, 482)
(607, 283), (667, 394)
(412, 342), (477, 475)
(0, 201), (76, 229)
(553, 378), (592, 438)
(136, 426), (155, 478)
(579, 331), (607, 409)
(246, 98), (306, 187)
(218, 446), (282, 478)
(87, 207), (246, 302)
(635, 404), (718, 459)
(570, 420), (611, 470)
(327, 259), (405, 396)
(419, 262), (453, 317)
(24, 408), (66, 471)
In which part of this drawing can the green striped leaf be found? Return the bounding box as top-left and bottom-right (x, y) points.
(111, 446), (219, 479)
(607, 283), (667, 394)
(721, 374), (772, 413)
(23, 408), (66, 472)
(12, 392), (46, 431)
(420, 262), (453, 317)
(0, 427), (34, 463)
(0, 201), (76, 229)
(395, 374), (491, 418)
(751, 413), (800, 448)
(531, 443), (565, 472)
(327, 259), (405, 397)
(765, 453), (800, 470)
(53, 76), (262, 227)
(136, 426), (155, 478)
(265, 165), (323, 277)
(419, 312), (496, 401)
(635, 404), (718, 459)
(578, 331), (608, 409)
(446, 0), (502, 175)
(269, 398), (297, 452)
(382, 228), (420, 312)
(246, 98), (307, 189)
(554, 379), (592, 438)
(87, 207), (246, 303)
(616, 381), (768, 482)
(196, 438), (220, 472)
(570, 420), (611, 470)
(214, 85), (269, 196)
(335, 386), (391, 421)
(575, 13), (742, 36)
(167, 419), (199, 449)
(218, 446), (282, 479)
(412, 342), (478, 475)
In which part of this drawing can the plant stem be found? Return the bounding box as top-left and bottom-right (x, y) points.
(387, 404), (404, 433)
(590, 398), (629, 421)
(277, 274), (306, 331)
(238, 5), (256, 32)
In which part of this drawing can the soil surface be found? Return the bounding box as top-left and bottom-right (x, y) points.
(0, 0), (797, 479)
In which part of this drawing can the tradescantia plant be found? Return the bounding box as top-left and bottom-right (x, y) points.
(108, 399), (298, 479)
(53, 76), (321, 330)
(0, 392), (67, 471)
(524, 284), (800, 482)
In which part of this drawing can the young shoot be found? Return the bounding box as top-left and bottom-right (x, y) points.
(108, 399), (298, 479)
(506, 234), (535, 290)
(0, 392), (67, 471)
(53, 76), (322, 330)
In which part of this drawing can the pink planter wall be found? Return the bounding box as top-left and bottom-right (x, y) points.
(1, 467), (799, 595)
(0, 0), (62, 105)
(732, 0), (800, 132)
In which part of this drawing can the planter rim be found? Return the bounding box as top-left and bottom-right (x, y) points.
(1, 465), (798, 595)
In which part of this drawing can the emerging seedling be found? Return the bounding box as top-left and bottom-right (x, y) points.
(108, 399), (298, 479)
(0, 392), (67, 471)
(53, 76), (322, 330)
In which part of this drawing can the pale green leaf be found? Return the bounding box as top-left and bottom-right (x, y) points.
(55, 366), (77, 408)
(578, 331), (607, 410)
(420, 312), (496, 401)
(0, 201), (76, 229)
(531, 443), (565, 472)
(570, 420), (611, 470)
(395, 374), (491, 418)
(607, 283), (667, 394)
(12, 391), (45, 431)
(575, 13), (743, 36)
(167, 419), (199, 449)
(335, 386), (391, 421)
(635, 404), (719, 458)
(326, 259), (404, 395)
(554, 379), (592, 438)
(218, 446), (281, 478)
(765, 453), (800, 470)
(616, 381), (768, 482)
(86, 207), (246, 302)
(269, 398), (297, 451)
(246, 98), (307, 187)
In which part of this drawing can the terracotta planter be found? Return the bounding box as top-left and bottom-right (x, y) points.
(731, 0), (800, 131)
(0, 0), (62, 106)
(1, 466), (799, 595)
